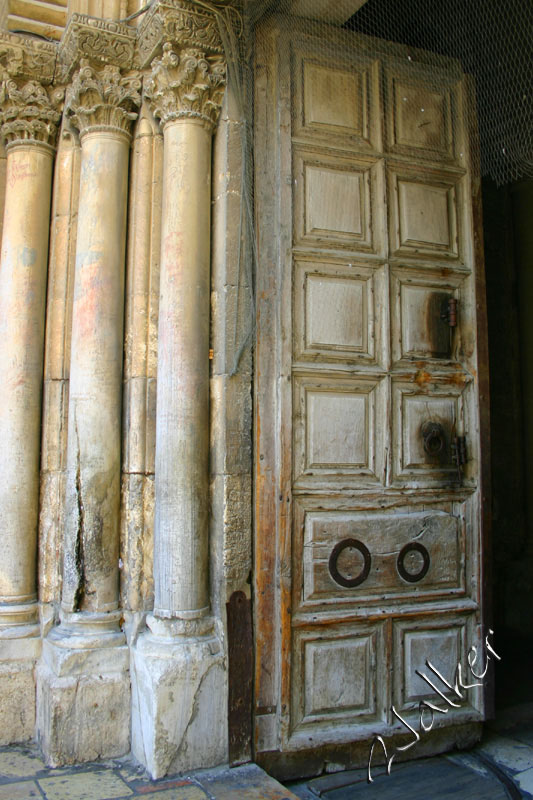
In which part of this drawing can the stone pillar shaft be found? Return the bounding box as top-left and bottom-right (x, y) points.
(154, 118), (212, 619)
(0, 143), (53, 618)
(131, 33), (227, 778)
(37, 55), (140, 767)
(62, 129), (129, 614)
(0, 45), (61, 742)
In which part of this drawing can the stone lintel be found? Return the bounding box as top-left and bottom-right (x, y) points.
(0, 31), (57, 84)
(58, 12), (137, 79)
(131, 627), (227, 778)
(135, 0), (225, 70)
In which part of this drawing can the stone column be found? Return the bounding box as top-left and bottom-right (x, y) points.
(131, 27), (227, 778)
(37, 53), (141, 766)
(0, 40), (62, 743)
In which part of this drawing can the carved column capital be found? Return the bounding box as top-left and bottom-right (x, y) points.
(0, 78), (63, 151)
(0, 32), (63, 151)
(65, 60), (142, 140)
(144, 42), (226, 132)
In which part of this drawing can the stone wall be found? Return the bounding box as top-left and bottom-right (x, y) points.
(0, 1), (253, 779)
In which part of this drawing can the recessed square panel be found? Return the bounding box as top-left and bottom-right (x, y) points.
(391, 378), (472, 486)
(390, 268), (466, 364)
(308, 391), (367, 468)
(388, 166), (463, 262)
(304, 637), (370, 715)
(392, 616), (482, 715)
(293, 375), (386, 488)
(394, 83), (449, 153)
(306, 166), (363, 237)
(399, 181), (451, 247)
(307, 274), (366, 350)
(304, 62), (363, 134)
(293, 260), (387, 367)
(404, 627), (460, 701)
(385, 68), (462, 163)
(294, 149), (385, 255)
(291, 45), (381, 151)
(291, 623), (385, 732)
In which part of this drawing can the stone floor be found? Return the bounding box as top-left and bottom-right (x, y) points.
(1, 632), (531, 799)
(288, 703), (533, 799)
(3, 711), (532, 800)
(0, 751), (299, 800)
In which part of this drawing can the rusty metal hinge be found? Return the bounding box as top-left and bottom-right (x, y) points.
(441, 297), (458, 327)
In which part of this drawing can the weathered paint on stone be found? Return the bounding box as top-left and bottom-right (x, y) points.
(36, 664), (130, 766)
(0, 144), (53, 608)
(120, 109), (161, 614)
(61, 132), (129, 614)
(153, 119), (213, 619)
(131, 632), (227, 779)
(0, 662), (37, 745)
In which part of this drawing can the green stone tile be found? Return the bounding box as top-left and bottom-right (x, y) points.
(39, 771), (133, 800)
(0, 749), (46, 779)
(0, 780), (42, 799)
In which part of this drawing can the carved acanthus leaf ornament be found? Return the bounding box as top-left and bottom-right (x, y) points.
(144, 43), (226, 131)
(0, 78), (64, 149)
(65, 60), (142, 138)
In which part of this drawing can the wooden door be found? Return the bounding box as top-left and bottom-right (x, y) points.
(254, 16), (490, 776)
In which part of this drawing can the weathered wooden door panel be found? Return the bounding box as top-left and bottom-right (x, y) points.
(254, 17), (487, 771)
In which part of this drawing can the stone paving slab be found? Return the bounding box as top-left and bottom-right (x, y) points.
(479, 733), (533, 773)
(516, 767), (533, 796)
(0, 780), (42, 799)
(201, 763), (297, 800)
(0, 744), (300, 800)
(289, 755), (511, 799)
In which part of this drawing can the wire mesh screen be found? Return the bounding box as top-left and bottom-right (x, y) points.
(344, 0), (533, 186)
(185, 0), (533, 374)
(240, 0), (532, 186)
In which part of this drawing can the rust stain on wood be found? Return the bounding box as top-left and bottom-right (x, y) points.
(414, 369), (432, 387)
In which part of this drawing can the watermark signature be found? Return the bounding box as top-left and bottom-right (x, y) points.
(367, 629), (501, 783)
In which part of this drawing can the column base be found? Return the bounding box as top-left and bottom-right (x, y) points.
(0, 602), (41, 744)
(131, 615), (227, 779)
(36, 611), (130, 767)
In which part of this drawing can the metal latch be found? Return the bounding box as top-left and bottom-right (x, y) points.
(452, 435), (467, 483)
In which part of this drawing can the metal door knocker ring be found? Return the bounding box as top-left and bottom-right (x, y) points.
(397, 542), (430, 583)
(421, 421), (445, 456)
(329, 538), (371, 588)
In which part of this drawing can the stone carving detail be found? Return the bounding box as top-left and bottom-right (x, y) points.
(144, 42), (226, 131)
(0, 32), (57, 84)
(65, 60), (142, 138)
(0, 78), (63, 149)
(60, 14), (137, 78)
(136, 0), (224, 69)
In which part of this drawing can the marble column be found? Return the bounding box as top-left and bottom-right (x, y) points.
(0, 69), (61, 743)
(37, 59), (141, 766)
(131, 40), (227, 778)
